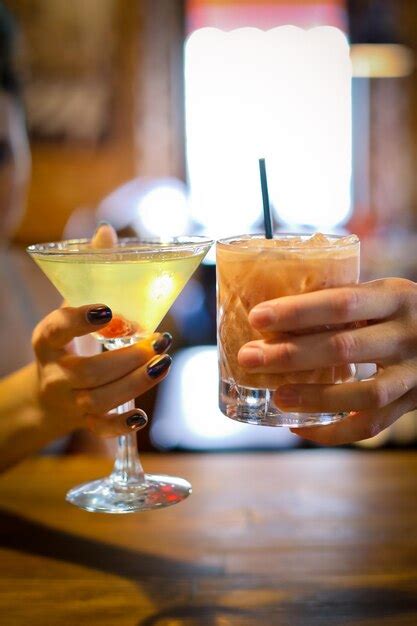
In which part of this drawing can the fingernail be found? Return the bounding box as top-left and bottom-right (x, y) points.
(275, 386), (300, 406)
(238, 346), (264, 368)
(250, 305), (275, 328)
(126, 410), (148, 430)
(152, 332), (173, 354)
(93, 221), (111, 235)
(87, 305), (112, 325)
(147, 354), (172, 379)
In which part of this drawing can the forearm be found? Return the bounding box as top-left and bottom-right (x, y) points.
(0, 362), (69, 471)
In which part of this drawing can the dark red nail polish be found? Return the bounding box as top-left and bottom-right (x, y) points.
(147, 354), (172, 379)
(153, 332), (173, 354)
(126, 411), (147, 429)
(87, 305), (112, 325)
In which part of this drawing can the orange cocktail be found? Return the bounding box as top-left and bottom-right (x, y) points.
(217, 233), (360, 427)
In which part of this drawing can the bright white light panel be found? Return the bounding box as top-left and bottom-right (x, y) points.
(151, 346), (297, 450)
(185, 26), (352, 235)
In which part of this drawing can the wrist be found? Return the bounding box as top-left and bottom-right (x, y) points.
(0, 363), (75, 470)
(26, 362), (80, 441)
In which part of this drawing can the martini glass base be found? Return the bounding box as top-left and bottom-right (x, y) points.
(66, 474), (192, 514)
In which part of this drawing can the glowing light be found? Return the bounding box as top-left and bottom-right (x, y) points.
(95, 177), (191, 236)
(185, 26), (352, 233)
(136, 179), (190, 238)
(150, 273), (175, 300)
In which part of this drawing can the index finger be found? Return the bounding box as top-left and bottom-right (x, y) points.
(248, 281), (400, 333)
(32, 304), (112, 362)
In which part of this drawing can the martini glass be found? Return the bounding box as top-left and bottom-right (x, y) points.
(27, 236), (213, 513)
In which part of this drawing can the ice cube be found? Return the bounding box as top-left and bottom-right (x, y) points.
(333, 234), (359, 247)
(303, 232), (331, 247)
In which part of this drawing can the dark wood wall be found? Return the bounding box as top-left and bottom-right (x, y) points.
(5, 0), (185, 243)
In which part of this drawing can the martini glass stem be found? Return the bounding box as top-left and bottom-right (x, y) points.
(110, 400), (146, 486)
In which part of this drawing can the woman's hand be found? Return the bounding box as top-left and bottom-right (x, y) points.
(32, 223), (172, 439)
(31, 304), (172, 439)
(238, 278), (417, 444)
(0, 223), (172, 471)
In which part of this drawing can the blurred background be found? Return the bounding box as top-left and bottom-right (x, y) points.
(1, 0), (417, 452)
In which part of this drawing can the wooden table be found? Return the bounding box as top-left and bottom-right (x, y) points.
(0, 451), (416, 625)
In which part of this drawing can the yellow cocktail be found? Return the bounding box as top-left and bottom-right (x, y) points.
(28, 236), (213, 513)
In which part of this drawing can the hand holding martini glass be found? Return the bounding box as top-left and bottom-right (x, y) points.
(28, 232), (213, 513)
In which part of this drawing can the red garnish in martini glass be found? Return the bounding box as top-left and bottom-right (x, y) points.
(100, 314), (139, 339)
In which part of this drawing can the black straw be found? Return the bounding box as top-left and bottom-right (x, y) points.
(259, 158), (273, 239)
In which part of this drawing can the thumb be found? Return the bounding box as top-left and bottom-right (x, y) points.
(91, 222), (118, 248)
(61, 222), (117, 310)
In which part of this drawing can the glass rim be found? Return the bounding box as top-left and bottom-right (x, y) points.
(27, 235), (214, 258)
(216, 232), (360, 252)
